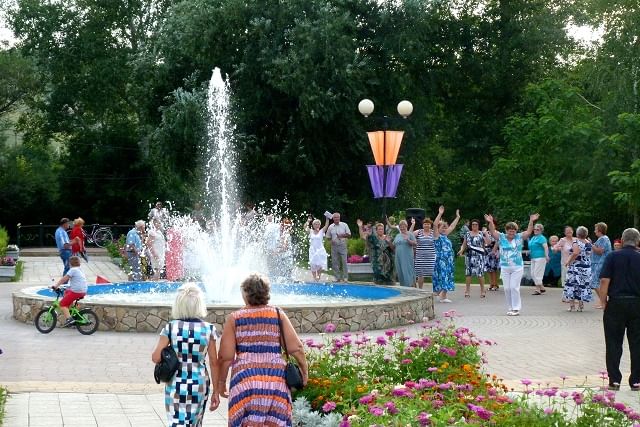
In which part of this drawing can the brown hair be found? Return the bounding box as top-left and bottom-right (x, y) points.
(595, 222), (607, 235)
(241, 274), (271, 306)
(505, 222), (518, 231)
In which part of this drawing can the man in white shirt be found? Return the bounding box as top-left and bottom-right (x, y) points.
(326, 212), (351, 282)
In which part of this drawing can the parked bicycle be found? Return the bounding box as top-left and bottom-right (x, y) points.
(34, 287), (99, 335)
(84, 224), (113, 248)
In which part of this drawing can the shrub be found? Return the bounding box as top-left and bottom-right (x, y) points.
(0, 227), (8, 257)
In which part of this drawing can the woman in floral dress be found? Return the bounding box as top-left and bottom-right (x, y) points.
(458, 219), (488, 298)
(414, 218), (436, 289)
(357, 219), (394, 285)
(484, 228), (500, 290)
(563, 226), (593, 312)
(432, 206), (461, 303)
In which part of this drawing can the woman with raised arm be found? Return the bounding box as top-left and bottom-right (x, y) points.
(485, 213), (539, 316)
(414, 218), (436, 289)
(432, 206), (461, 303)
(458, 219), (490, 298)
(357, 219), (395, 285)
(305, 215), (330, 281)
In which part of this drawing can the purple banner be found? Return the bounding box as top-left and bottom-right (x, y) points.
(367, 165), (404, 198)
(385, 164), (403, 197)
(366, 165), (384, 198)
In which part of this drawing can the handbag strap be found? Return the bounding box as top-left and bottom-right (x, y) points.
(168, 321), (172, 346)
(275, 308), (289, 359)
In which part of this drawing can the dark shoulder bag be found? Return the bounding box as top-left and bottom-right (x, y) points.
(276, 308), (304, 391)
(154, 321), (179, 384)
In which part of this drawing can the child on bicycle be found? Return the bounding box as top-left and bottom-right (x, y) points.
(52, 256), (88, 327)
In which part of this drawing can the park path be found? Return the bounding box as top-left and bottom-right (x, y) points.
(1, 256), (637, 426)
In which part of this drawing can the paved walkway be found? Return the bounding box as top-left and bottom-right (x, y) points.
(1, 256), (638, 426)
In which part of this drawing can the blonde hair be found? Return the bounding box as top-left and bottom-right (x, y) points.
(312, 219), (321, 227)
(69, 256), (81, 267)
(595, 222), (607, 235)
(171, 283), (208, 320)
(73, 217), (85, 226)
(505, 222), (518, 231)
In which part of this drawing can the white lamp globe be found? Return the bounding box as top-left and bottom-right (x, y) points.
(397, 100), (413, 118)
(358, 99), (375, 117)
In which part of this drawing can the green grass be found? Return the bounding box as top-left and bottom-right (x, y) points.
(12, 261), (23, 282)
(0, 386), (7, 426)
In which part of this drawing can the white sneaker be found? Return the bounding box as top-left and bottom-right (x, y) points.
(440, 298), (452, 303)
(507, 311), (520, 316)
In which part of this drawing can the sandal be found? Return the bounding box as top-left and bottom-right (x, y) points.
(578, 302), (584, 312)
(539, 288), (546, 293)
(464, 292), (470, 298)
(532, 291), (542, 295)
(480, 292), (486, 298)
(567, 305), (575, 312)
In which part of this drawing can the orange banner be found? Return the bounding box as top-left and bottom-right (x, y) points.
(367, 131), (404, 165)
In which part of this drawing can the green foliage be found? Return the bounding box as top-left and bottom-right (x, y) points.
(0, 226), (7, 256)
(347, 238), (365, 256)
(0, 385), (6, 426)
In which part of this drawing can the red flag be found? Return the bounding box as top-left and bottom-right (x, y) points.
(95, 275), (110, 284)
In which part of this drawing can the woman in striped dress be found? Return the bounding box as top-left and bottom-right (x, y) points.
(217, 274), (308, 426)
(414, 218), (436, 289)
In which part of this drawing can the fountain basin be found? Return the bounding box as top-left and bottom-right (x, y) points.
(13, 282), (434, 333)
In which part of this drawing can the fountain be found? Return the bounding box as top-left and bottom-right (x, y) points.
(13, 68), (434, 332)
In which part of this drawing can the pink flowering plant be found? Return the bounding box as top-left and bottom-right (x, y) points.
(0, 256), (15, 266)
(294, 316), (640, 426)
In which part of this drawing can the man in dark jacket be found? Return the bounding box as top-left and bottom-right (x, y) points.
(599, 227), (640, 391)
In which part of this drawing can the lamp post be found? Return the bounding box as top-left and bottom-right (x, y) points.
(358, 99), (413, 222)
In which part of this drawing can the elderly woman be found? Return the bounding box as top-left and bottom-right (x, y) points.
(458, 219), (489, 298)
(414, 218), (436, 289)
(563, 226), (593, 312)
(485, 213), (538, 316)
(554, 226), (575, 286)
(528, 223), (549, 295)
(432, 206), (461, 303)
(357, 219), (394, 285)
(152, 283), (219, 426)
(305, 216), (330, 281)
(217, 274), (308, 426)
(484, 226), (500, 291)
(591, 222), (612, 308)
(391, 219), (417, 287)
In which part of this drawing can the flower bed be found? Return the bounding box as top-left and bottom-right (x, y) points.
(292, 311), (640, 426)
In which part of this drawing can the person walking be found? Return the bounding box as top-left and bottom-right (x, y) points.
(485, 213), (538, 316)
(217, 274), (308, 426)
(70, 217), (86, 260)
(598, 227), (640, 391)
(152, 283), (219, 426)
(528, 223), (549, 295)
(326, 212), (351, 282)
(54, 218), (72, 275)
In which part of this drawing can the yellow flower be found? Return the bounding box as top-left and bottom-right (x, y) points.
(356, 385), (367, 393)
(441, 362), (449, 369)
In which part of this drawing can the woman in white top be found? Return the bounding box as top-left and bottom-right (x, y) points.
(553, 226), (575, 286)
(305, 216), (330, 281)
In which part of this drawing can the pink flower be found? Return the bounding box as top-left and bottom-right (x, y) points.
(384, 401), (398, 415)
(324, 323), (336, 333)
(369, 405), (384, 416)
(417, 412), (432, 426)
(376, 336), (387, 345)
(401, 358), (412, 365)
(359, 394), (375, 404)
(520, 379), (532, 386)
(322, 401), (336, 412)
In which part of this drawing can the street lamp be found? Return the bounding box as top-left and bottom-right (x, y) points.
(359, 99), (413, 221)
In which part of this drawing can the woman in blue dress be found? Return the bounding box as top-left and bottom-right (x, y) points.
(432, 206), (461, 303)
(591, 222), (612, 308)
(392, 219), (417, 287)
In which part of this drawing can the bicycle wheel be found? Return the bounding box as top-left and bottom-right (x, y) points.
(35, 308), (57, 334)
(75, 308), (99, 335)
(93, 228), (113, 248)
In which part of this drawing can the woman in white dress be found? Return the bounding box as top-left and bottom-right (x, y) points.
(305, 216), (330, 281)
(146, 218), (166, 280)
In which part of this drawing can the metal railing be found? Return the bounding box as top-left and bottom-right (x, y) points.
(15, 223), (132, 248)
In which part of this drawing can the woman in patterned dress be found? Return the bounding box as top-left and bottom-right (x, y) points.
(217, 274), (308, 427)
(357, 219), (394, 285)
(152, 283), (220, 427)
(432, 206), (461, 303)
(414, 218), (436, 289)
(458, 219), (489, 298)
(591, 222), (612, 308)
(392, 219), (417, 287)
(563, 226), (593, 312)
(484, 227), (500, 290)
